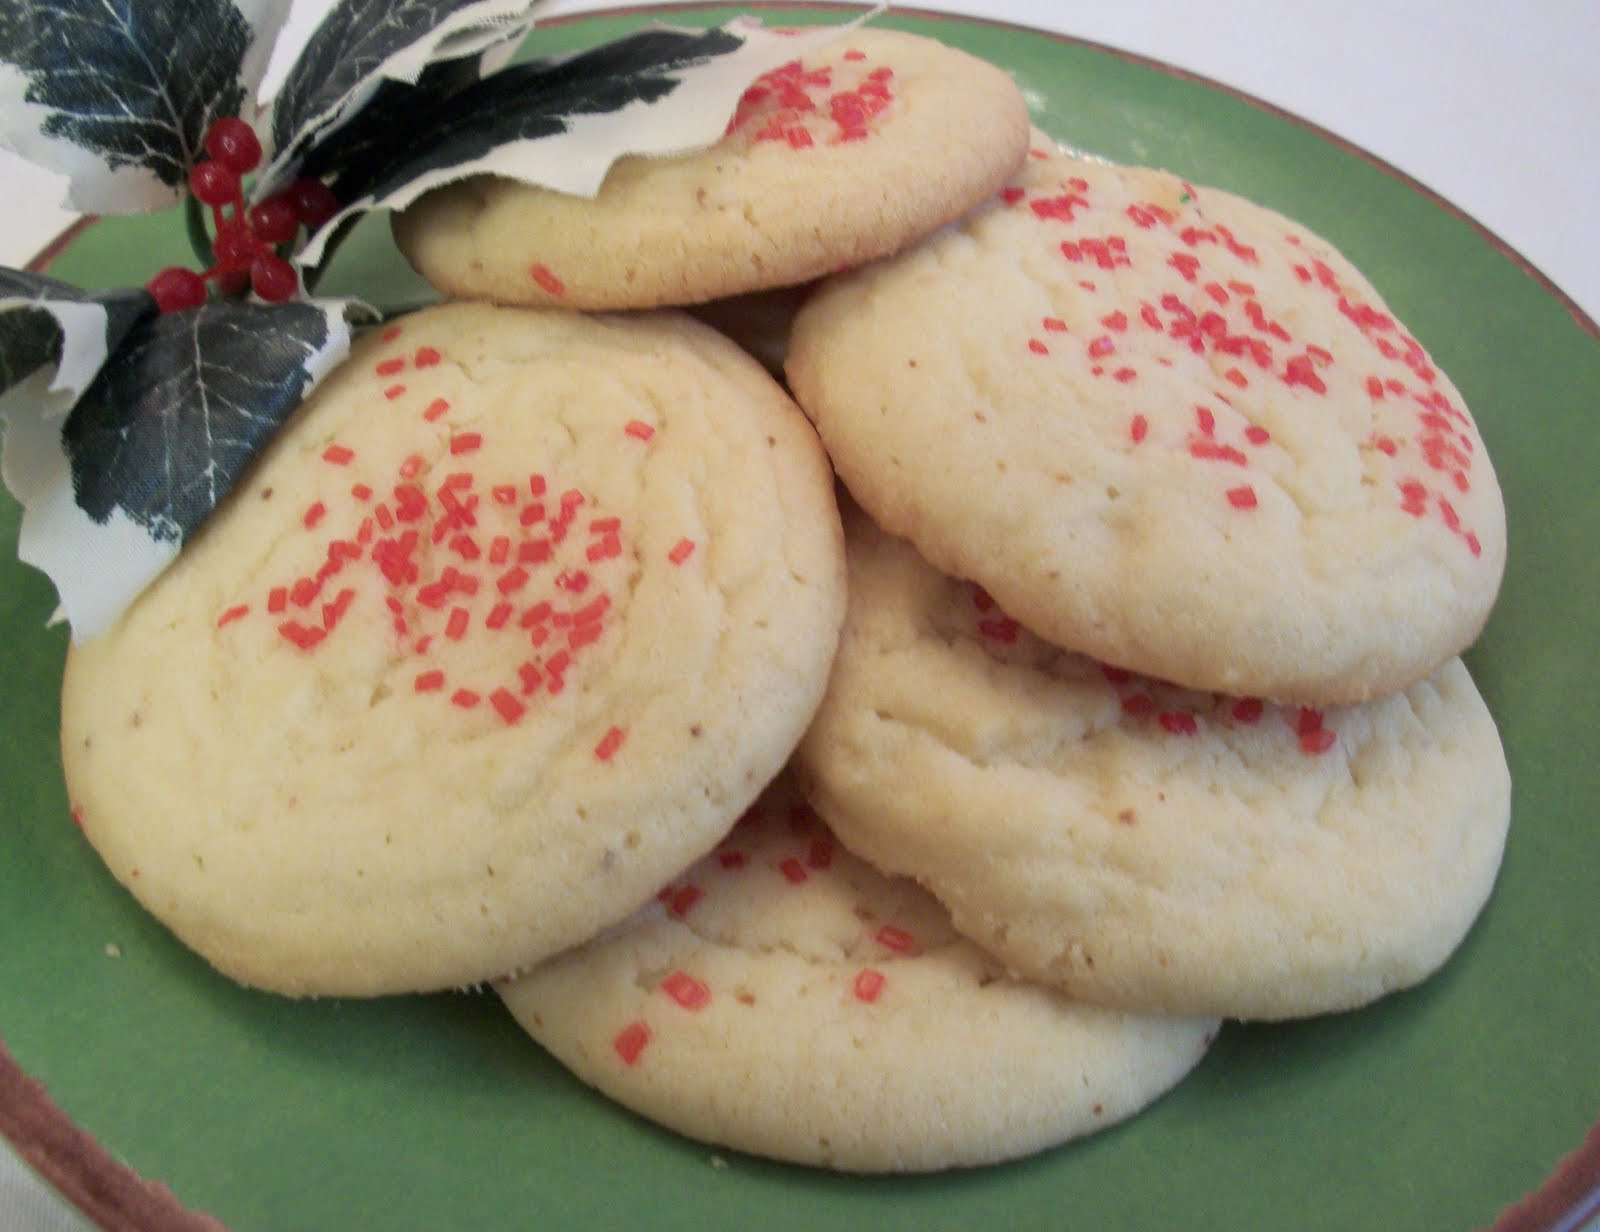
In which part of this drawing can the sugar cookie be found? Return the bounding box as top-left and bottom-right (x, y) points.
(794, 507), (1511, 1020)
(61, 302), (846, 996)
(498, 772), (1217, 1171)
(786, 149), (1506, 704)
(393, 30), (1030, 309)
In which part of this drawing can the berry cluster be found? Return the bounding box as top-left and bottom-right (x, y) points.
(146, 117), (342, 312)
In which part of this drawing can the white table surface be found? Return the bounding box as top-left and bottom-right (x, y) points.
(2, 2), (1596, 1228)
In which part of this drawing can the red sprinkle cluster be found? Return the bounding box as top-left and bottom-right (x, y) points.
(962, 582), (1338, 758)
(725, 49), (896, 148)
(612, 794), (921, 1067)
(215, 326), (697, 749)
(1003, 169), (1486, 552)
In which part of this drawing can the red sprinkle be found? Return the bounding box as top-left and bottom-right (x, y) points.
(321, 444), (354, 465)
(853, 969), (886, 1003)
(1231, 697), (1265, 723)
(779, 856), (808, 884)
(668, 538), (696, 565)
(302, 500), (326, 529)
(529, 263), (566, 296)
(1300, 727), (1337, 755)
(375, 358), (405, 377)
(422, 398), (450, 422)
(665, 885), (702, 918)
(451, 689), (480, 709)
(1130, 413), (1149, 444)
(613, 1021), (650, 1065)
(624, 420), (656, 441)
(215, 604), (249, 628)
(450, 432), (482, 455)
(1158, 711), (1198, 735)
(875, 925), (916, 954)
(1226, 485), (1259, 510)
(414, 670), (445, 693)
(414, 346), (441, 368)
(489, 688), (525, 725)
(594, 725), (626, 761)
(277, 620), (325, 651)
(662, 971), (711, 1011)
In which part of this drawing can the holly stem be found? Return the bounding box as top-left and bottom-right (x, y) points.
(184, 192), (216, 268)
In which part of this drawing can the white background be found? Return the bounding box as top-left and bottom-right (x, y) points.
(2, 2), (1596, 1229)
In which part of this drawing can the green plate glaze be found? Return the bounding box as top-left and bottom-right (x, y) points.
(4, 7), (1598, 1231)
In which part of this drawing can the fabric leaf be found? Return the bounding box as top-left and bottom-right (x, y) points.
(4, 296), (367, 639)
(0, 268), (156, 420)
(296, 15), (864, 266)
(257, 0), (542, 198)
(0, 0), (295, 213)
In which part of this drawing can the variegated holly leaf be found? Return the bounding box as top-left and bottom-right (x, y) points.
(297, 16), (863, 266)
(1, 294), (369, 638)
(255, 0), (543, 198)
(0, 269), (157, 411)
(0, 0), (294, 213)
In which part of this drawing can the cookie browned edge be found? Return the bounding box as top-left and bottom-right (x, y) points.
(0, 1037), (226, 1232)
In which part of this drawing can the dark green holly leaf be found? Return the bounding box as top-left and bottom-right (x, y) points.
(2, 295), (368, 638)
(257, 0), (539, 197)
(0, 268), (155, 399)
(0, 0), (294, 212)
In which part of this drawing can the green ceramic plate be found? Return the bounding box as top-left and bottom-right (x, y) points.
(4, 7), (1597, 1231)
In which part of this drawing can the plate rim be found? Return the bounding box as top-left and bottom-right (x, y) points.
(4, 5), (1596, 1230)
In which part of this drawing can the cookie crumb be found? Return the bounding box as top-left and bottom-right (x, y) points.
(104, 943), (122, 958)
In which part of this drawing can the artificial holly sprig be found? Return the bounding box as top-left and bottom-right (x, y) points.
(156, 116), (343, 311)
(1, 0), (868, 639)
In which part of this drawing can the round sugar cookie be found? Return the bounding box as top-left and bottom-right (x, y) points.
(392, 29), (1030, 310)
(786, 148), (1507, 705)
(793, 506), (1511, 1021)
(496, 771), (1217, 1172)
(60, 302), (847, 997)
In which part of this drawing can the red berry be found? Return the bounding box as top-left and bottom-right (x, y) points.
(204, 116), (263, 174)
(215, 269), (252, 298)
(146, 266), (207, 313)
(251, 253), (300, 302)
(247, 194), (299, 246)
(212, 218), (258, 270)
(288, 177), (340, 230)
(189, 159), (241, 207)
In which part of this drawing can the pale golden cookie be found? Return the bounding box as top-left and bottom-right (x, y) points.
(498, 772), (1216, 1172)
(392, 30), (1030, 309)
(786, 150), (1507, 704)
(61, 303), (846, 996)
(794, 507), (1511, 1020)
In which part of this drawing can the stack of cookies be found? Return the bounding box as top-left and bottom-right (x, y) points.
(59, 27), (1509, 1174)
